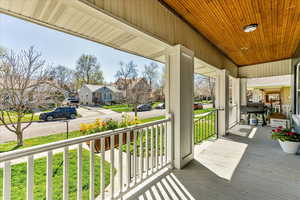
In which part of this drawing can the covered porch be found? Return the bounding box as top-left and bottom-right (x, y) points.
(1, 0), (300, 200)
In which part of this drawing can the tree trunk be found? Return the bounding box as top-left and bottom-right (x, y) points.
(16, 132), (23, 146)
(134, 104), (138, 118)
(16, 115), (23, 146)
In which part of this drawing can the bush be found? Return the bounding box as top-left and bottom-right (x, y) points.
(80, 114), (141, 135)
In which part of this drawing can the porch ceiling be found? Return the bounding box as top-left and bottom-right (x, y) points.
(0, 0), (168, 63)
(161, 0), (300, 66)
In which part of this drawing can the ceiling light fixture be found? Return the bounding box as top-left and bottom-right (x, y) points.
(241, 47), (249, 51)
(243, 24), (258, 32)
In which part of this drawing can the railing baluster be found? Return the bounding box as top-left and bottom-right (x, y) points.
(164, 121), (168, 164)
(63, 147), (69, 200)
(119, 133), (123, 195)
(77, 144), (82, 200)
(126, 132), (131, 188)
(139, 129), (144, 181)
(46, 151), (53, 200)
(100, 138), (105, 200)
(155, 125), (159, 170)
(26, 156), (34, 200)
(90, 140), (95, 200)
(110, 135), (115, 198)
(145, 127), (149, 176)
(160, 123), (163, 168)
(151, 126), (154, 174)
(3, 161), (11, 200)
(133, 130), (137, 184)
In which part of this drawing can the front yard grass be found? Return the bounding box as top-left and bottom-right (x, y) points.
(0, 112), (40, 125)
(0, 150), (111, 200)
(194, 108), (215, 115)
(102, 102), (163, 113)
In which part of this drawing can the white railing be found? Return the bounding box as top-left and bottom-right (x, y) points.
(0, 117), (172, 200)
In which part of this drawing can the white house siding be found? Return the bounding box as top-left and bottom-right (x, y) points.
(78, 85), (93, 105)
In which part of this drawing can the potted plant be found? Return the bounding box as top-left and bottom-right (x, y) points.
(272, 126), (300, 154)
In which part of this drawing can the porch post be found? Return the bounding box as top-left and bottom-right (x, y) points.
(215, 69), (229, 136)
(232, 78), (241, 123)
(165, 45), (194, 169)
(240, 78), (247, 106)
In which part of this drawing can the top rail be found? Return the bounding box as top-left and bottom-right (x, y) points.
(0, 118), (171, 163)
(194, 109), (217, 121)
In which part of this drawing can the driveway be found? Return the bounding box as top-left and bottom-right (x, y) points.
(0, 108), (166, 144)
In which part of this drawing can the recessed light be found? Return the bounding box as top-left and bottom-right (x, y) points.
(243, 24), (258, 32)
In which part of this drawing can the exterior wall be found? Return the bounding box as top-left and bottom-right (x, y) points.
(78, 86), (93, 105)
(291, 45), (300, 114)
(238, 59), (292, 78)
(95, 87), (122, 104)
(84, 0), (238, 76)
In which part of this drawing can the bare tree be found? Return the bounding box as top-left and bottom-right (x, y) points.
(194, 74), (215, 106)
(142, 62), (158, 89)
(115, 61), (138, 98)
(75, 54), (104, 86)
(0, 47), (56, 146)
(51, 65), (75, 92)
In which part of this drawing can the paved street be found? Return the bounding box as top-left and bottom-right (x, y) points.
(0, 107), (166, 144)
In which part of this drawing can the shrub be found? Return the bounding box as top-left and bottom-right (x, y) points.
(80, 114), (140, 135)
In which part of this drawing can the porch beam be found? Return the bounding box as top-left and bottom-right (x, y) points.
(165, 45), (194, 169)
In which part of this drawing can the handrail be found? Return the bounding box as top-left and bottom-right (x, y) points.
(0, 118), (171, 163)
(194, 110), (217, 121)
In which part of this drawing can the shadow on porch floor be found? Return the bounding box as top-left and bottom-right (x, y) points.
(130, 126), (300, 200)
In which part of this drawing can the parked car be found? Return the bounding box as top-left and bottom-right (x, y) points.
(133, 104), (152, 112)
(155, 103), (165, 109)
(63, 98), (79, 108)
(193, 103), (203, 110)
(39, 107), (77, 121)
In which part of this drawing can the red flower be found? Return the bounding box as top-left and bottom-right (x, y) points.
(278, 126), (283, 129)
(286, 132), (296, 136)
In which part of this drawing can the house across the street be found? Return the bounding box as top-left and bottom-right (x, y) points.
(78, 84), (123, 105)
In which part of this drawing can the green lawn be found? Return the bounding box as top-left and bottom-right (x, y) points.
(102, 102), (163, 113)
(0, 112), (40, 125)
(194, 108), (216, 115)
(0, 150), (111, 200)
(102, 104), (133, 113)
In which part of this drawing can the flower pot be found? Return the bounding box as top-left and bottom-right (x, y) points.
(278, 140), (300, 154)
(86, 131), (134, 153)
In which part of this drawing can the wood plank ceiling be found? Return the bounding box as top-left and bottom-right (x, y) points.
(161, 0), (300, 66)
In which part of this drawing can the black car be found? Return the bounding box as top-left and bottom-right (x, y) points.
(133, 104), (152, 112)
(39, 107), (77, 121)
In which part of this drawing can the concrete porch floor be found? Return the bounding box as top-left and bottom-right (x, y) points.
(130, 126), (300, 200)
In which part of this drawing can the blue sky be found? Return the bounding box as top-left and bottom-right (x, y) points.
(0, 14), (164, 83)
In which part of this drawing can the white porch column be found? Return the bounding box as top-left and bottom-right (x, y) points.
(240, 78), (247, 106)
(232, 78), (241, 123)
(215, 69), (229, 136)
(165, 45), (194, 169)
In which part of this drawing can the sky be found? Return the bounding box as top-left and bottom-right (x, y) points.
(0, 14), (164, 83)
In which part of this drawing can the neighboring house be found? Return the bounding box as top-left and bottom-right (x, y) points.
(114, 78), (152, 98)
(78, 84), (123, 105)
